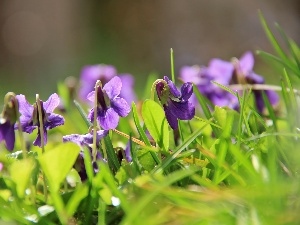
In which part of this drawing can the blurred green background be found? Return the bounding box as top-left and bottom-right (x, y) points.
(0, 0), (299, 101)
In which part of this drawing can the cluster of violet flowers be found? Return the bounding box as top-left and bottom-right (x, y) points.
(0, 55), (279, 180)
(180, 51), (279, 112)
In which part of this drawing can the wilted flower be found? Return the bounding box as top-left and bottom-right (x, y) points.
(79, 64), (136, 103)
(87, 76), (131, 130)
(16, 93), (64, 147)
(156, 76), (195, 129)
(0, 93), (18, 151)
(63, 130), (108, 181)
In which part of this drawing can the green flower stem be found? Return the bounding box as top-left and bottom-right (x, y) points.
(36, 94), (47, 201)
(170, 48), (175, 84)
(92, 80), (101, 162)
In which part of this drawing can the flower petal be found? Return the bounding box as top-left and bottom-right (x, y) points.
(103, 76), (122, 99)
(33, 130), (47, 147)
(239, 51), (254, 74)
(208, 59), (234, 85)
(119, 74), (136, 103)
(98, 108), (119, 130)
(16, 95), (34, 118)
(0, 122), (15, 150)
(180, 82), (193, 101)
(45, 113), (64, 130)
(63, 134), (85, 146)
(43, 93), (60, 113)
(164, 105), (179, 129)
(167, 100), (195, 120)
(111, 97), (131, 117)
(164, 76), (181, 98)
(87, 91), (95, 102)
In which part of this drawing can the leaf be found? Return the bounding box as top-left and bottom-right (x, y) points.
(38, 143), (80, 192)
(141, 99), (169, 151)
(9, 158), (35, 198)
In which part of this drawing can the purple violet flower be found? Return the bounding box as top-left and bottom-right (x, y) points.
(16, 93), (64, 147)
(63, 130), (108, 181)
(0, 95), (18, 151)
(156, 76), (195, 130)
(180, 51), (279, 112)
(87, 76), (131, 130)
(79, 64), (136, 103)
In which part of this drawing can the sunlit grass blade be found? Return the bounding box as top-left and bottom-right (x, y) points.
(275, 23), (300, 71)
(131, 102), (152, 147)
(121, 167), (200, 224)
(103, 135), (120, 173)
(132, 102), (160, 164)
(74, 100), (92, 128)
(261, 91), (278, 131)
(258, 11), (290, 65)
(153, 121), (209, 173)
(257, 50), (299, 76)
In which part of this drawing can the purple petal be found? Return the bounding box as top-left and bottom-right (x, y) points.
(79, 65), (117, 100)
(103, 76), (122, 99)
(111, 97), (131, 117)
(208, 59), (234, 85)
(119, 74), (137, 103)
(98, 108), (119, 130)
(16, 95), (34, 118)
(124, 141), (132, 162)
(246, 72), (264, 84)
(33, 130), (47, 147)
(164, 105), (179, 129)
(43, 93), (60, 113)
(164, 76), (181, 98)
(167, 100), (195, 120)
(266, 90), (279, 106)
(82, 130), (108, 145)
(239, 51), (254, 74)
(45, 114), (65, 130)
(180, 66), (202, 84)
(180, 82), (193, 101)
(63, 134), (85, 146)
(87, 91), (95, 102)
(0, 122), (15, 151)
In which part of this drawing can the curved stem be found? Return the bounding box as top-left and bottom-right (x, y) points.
(92, 80), (101, 162)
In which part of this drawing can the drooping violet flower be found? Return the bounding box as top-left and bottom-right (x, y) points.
(79, 64), (136, 103)
(16, 93), (64, 147)
(0, 93), (18, 151)
(63, 130), (108, 181)
(156, 76), (195, 130)
(87, 76), (131, 130)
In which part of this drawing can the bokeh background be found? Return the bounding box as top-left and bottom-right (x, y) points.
(0, 0), (299, 101)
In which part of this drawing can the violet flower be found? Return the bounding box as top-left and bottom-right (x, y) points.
(180, 51), (279, 112)
(63, 130), (108, 181)
(87, 76), (131, 130)
(16, 93), (64, 147)
(156, 76), (195, 130)
(0, 94), (18, 151)
(233, 51), (279, 112)
(79, 64), (136, 103)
